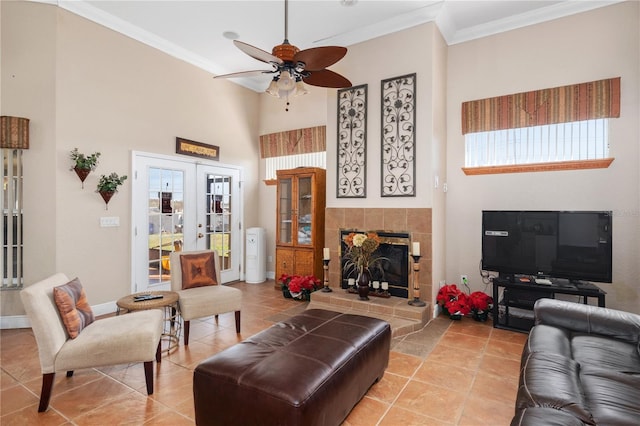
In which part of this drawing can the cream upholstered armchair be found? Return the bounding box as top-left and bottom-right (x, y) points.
(20, 273), (163, 412)
(169, 250), (242, 345)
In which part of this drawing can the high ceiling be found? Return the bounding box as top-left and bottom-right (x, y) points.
(55, 0), (621, 92)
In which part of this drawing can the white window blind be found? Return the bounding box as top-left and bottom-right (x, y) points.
(465, 119), (609, 168)
(266, 152), (326, 180)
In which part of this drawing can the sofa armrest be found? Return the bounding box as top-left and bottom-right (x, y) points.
(534, 298), (640, 344)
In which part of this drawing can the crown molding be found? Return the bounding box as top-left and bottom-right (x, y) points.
(56, 0), (267, 92)
(313, 2), (444, 47)
(444, 0), (624, 45)
(42, 0), (625, 93)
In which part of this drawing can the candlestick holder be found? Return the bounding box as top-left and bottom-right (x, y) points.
(321, 259), (332, 292)
(408, 254), (426, 307)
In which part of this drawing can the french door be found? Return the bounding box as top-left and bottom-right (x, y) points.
(132, 153), (242, 292)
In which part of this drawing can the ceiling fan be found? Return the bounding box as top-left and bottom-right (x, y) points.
(214, 0), (352, 103)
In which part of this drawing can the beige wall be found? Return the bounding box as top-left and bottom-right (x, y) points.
(446, 1), (640, 313)
(1, 2), (58, 317)
(430, 25), (448, 302)
(326, 23), (437, 209)
(258, 23), (446, 294)
(1, 1), (261, 316)
(2, 1), (638, 319)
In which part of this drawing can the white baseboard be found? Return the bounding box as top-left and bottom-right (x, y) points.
(1, 301), (119, 330)
(0, 315), (30, 329)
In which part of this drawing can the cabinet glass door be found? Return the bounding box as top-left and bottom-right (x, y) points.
(278, 177), (292, 244)
(297, 176), (312, 246)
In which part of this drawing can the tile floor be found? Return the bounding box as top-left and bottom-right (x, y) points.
(1, 280), (527, 425)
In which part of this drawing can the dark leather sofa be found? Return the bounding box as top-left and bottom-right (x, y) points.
(512, 298), (640, 425)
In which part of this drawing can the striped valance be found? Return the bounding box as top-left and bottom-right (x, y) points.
(260, 125), (326, 158)
(461, 77), (620, 135)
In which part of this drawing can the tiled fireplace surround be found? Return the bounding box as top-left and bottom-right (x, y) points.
(324, 207), (433, 317)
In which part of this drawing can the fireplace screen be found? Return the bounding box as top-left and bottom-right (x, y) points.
(340, 230), (410, 298)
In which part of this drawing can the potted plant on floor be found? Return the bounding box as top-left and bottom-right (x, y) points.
(436, 284), (471, 320)
(468, 291), (493, 321)
(279, 274), (321, 301)
(97, 172), (127, 209)
(437, 284), (493, 321)
(70, 148), (101, 188)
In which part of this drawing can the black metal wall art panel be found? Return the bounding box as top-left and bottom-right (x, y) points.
(381, 73), (416, 197)
(337, 84), (367, 198)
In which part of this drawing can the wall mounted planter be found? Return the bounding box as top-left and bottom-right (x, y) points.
(73, 167), (91, 188)
(97, 173), (127, 210)
(99, 190), (115, 209)
(70, 148), (100, 188)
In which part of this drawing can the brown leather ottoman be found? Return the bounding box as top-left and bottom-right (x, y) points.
(193, 309), (391, 426)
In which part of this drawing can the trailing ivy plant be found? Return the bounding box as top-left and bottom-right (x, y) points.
(97, 172), (127, 193)
(70, 148), (101, 171)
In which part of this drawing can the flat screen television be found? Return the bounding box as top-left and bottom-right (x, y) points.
(482, 210), (612, 283)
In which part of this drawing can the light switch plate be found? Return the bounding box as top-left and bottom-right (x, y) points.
(100, 216), (120, 227)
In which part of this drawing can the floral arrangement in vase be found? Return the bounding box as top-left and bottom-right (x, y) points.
(342, 231), (382, 274)
(279, 274), (321, 301)
(437, 284), (493, 321)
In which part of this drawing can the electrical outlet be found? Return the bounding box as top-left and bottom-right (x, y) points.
(460, 275), (468, 285)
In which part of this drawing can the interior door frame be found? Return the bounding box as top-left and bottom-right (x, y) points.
(130, 151), (244, 293)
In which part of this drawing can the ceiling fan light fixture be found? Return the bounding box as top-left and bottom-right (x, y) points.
(221, 0), (349, 109)
(295, 79), (309, 96)
(266, 79), (280, 97)
(277, 70), (296, 91)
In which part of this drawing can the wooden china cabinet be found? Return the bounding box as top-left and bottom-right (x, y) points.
(275, 167), (326, 287)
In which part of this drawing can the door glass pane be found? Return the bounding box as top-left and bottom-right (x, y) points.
(297, 176), (312, 245)
(2, 149), (23, 288)
(278, 178), (292, 244)
(148, 168), (184, 287)
(206, 174), (232, 271)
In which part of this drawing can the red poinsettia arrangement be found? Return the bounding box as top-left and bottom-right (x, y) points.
(437, 284), (493, 317)
(437, 284), (471, 315)
(279, 274), (321, 301)
(468, 291), (493, 313)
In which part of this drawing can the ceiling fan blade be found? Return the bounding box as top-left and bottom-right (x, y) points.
(303, 69), (352, 88)
(214, 69), (275, 79)
(234, 40), (283, 65)
(294, 46), (347, 71)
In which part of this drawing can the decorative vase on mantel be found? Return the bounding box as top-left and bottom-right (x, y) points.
(357, 267), (371, 301)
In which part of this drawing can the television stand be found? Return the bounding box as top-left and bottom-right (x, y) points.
(492, 277), (606, 333)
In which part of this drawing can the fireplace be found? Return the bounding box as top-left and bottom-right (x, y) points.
(340, 230), (410, 298)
